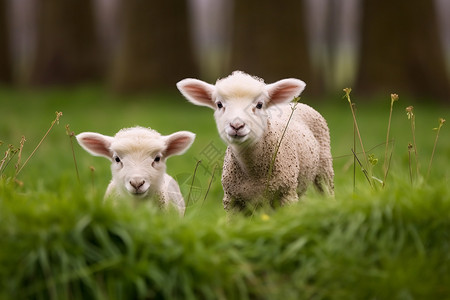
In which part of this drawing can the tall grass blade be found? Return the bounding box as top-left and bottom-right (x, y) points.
(13, 136), (26, 180)
(351, 148), (373, 188)
(16, 112), (63, 176)
(185, 160), (202, 214)
(202, 163), (218, 206)
(427, 118), (445, 179)
(344, 88), (372, 187)
(406, 106), (419, 177)
(383, 94), (398, 186)
(0, 145), (17, 175)
(408, 143), (413, 185)
(66, 124), (80, 184)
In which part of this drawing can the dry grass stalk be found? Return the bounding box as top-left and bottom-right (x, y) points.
(427, 118), (445, 178)
(16, 112), (63, 176)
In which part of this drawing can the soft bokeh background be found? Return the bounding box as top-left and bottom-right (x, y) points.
(0, 0), (449, 197)
(0, 0), (449, 101)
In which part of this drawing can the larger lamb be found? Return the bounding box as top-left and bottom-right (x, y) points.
(177, 71), (334, 212)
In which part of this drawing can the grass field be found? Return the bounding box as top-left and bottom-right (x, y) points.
(1, 86), (449, 299)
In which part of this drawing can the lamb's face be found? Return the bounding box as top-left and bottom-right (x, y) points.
(109, 129), (167, 198)
(109, 147), (165, 198)
(177, 70), (306, 147)
(213, 94), (268, 146)
(76, 126), (195, 201)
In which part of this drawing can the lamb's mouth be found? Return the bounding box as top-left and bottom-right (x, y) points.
(228, 133), (248, 143)
(130, 190), (149, 198)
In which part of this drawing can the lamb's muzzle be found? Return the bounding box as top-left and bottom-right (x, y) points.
(227, 118), (248, 139)
(128, 178), (148, 195)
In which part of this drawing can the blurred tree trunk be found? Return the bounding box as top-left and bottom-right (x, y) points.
(229, 0), (319, 94)
(111, 0), (198, 93)
(26, 0), (100, 86)
(0, 0), (12, 84)
(356, 0), (450, 101)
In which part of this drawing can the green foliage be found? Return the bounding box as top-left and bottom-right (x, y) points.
(0, 87), (449, 299)
(1, 176), (449, 299)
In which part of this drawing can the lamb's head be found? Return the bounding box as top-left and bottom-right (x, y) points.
(177, 71), (305, 147)
(76, 127), (195, 198)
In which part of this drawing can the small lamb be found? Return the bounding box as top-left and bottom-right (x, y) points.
(177, 71), (334, 212)
(76, 126), (195, 214)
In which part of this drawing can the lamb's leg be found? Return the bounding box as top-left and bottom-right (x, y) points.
(313, 152), (335, 196)
(314, 173), (334, 196)
(279, 189), (299, 206)
(222, 192), (232, 211)
(223, 193), (256, 215)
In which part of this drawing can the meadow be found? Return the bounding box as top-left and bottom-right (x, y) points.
(0, 86), (449, 299)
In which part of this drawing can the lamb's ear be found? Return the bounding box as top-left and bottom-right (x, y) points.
(76, 132), (114, 160)
(176, 79), (216, 109)
(265, 79), (306, 106)
(163, 131), (196, 158)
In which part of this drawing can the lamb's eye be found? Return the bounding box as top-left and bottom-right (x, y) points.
(256, 102), (263, 109)
(152, 155), (161, 167)
(216, 101), (223, 109)
(114, 156), (121, 163)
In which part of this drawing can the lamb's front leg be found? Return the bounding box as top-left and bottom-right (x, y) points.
(224, 192), (254, 214)
(313, 173), (335, 197)
(277, 189), (299, 207)
(222, 191), (233, 212)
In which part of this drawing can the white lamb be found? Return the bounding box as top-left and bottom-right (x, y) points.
(177, 71), (334, 212)
(76, 126), (195, 214)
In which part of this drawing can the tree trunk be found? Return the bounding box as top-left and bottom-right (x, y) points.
(26, 0), (101, 86)
(356, 0), (450, 102)
(0, 0), (12, 84)
(111, 0), (198, 93)
(229, 0), (319, 94)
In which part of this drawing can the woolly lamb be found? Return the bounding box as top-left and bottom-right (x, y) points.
(76, 126), (195, 214)
(177, 71), (334, 212)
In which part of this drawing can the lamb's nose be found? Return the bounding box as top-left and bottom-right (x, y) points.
(230, 122), (244, 131)
(130, 179), (145, 190)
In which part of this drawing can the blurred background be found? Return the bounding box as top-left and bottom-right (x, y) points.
(0, 0), (449, 102)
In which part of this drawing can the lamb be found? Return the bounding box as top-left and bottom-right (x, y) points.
(76, 126), (195, 214)
(177, 71), (334, 212)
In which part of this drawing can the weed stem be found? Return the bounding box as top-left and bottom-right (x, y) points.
(185, 160), (202, 214)
(408, 143), (413, 185)
(66, 125), (80, 184)
(14, 136), (26, 179)
(0, 146), (15, 175)
(427, 118), (445, 179)
(202, 164), (218, 206)
(343, 88), (372, 186)
(351, 148), (373, 188)
(383, 94), (398, 186)
(406, 106), (419, 177)
(16, 112), (63, 176)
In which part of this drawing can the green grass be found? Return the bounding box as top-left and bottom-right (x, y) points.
(0, 87), (449, 299)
